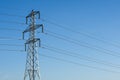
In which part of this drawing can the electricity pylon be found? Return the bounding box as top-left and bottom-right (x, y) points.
(23, 10), (43, 80)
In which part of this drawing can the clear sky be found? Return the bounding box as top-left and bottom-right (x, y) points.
(1, 0), (120, 80)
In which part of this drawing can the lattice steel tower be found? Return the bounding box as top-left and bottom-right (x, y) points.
(23, 10), (43, 80)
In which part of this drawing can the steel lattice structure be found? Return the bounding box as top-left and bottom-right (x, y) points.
(23, 10), (43, 80)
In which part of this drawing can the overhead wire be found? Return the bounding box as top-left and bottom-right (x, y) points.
(40, 54), (120, 74)
(0, 12), (26, 25)
(0, 13), (25, 18)
(0, 43), (23, 46)
(42, 31), (120, 58)
(42, 45), (120, 69)
(44, 30), (120, 55)
(0, 12), (26, 52)
(41, 18), (120, 48)
(0, 20), (26, 25)
(0, 34), (119, 73)
(0, 49), (25, 52)
(0, 6), (26, 12)
(0, 37), (24, 40)
(0, 15), (110, 58)
(0, 28), (23, 31)
(2, 9), (119, 50)
(1, 13), (117, 57)
(0, 10), (120, 72)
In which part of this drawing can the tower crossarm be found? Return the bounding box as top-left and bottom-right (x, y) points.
(23, 24), (43, 39)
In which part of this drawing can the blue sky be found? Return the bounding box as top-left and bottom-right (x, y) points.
(1, 0), (120, 80)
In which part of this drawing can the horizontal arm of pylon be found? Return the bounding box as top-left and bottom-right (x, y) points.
(26, 11), (40, 19)
(26, 10), (40, 24)
(22, 24), (43, 39)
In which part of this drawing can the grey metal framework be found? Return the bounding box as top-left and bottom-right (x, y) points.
(23, 10), (43, 80)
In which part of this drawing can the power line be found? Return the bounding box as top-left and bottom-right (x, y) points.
(44, 30), (120, 55)
(0, 49), (24, 52)
(0, 6), (24, 12)
(42, 44), (120, 66)
(0, 20), (26, 25)
(0, 37), (24, 40)
(42, 18), (120, 48)
(42, 45), (120, 69)
(40, 54), (120, 74)
(3, 42), (120, 69)
(0, 13), (25, 18)
(0, 43), (23, 46)
(0, 28), (22, 31)
(44, 32), (120, 58)
(0, 43), (119, 73)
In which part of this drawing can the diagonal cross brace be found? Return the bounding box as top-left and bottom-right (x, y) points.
(25, 38), (41, 51)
